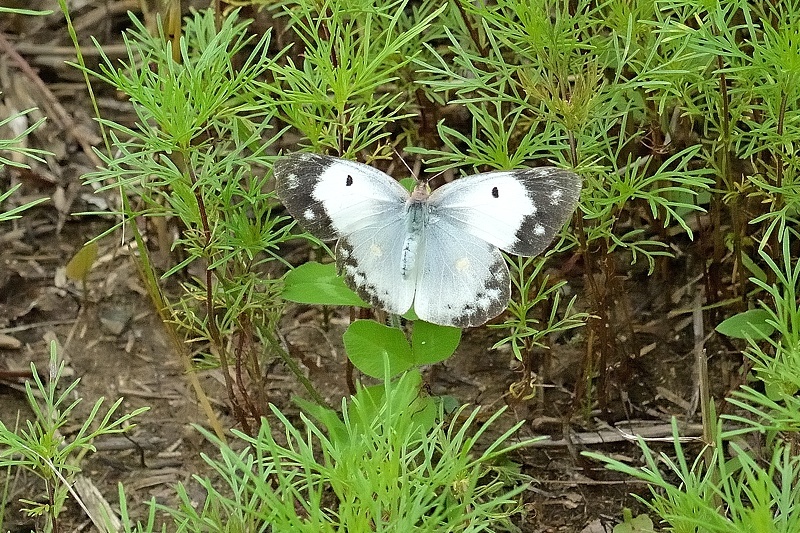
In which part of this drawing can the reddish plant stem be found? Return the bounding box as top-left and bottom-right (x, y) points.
(765, 89), (788, 280)
(186, 161), (250, 432)
(707, 58), (733, 321)
(453, 0), (488, 57)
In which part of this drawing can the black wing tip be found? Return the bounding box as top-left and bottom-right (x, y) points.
(507, 168), (583, 257)
(521, 166), (582, 187)
(540, 168), (582, 205)
(274, 152), (333, 174)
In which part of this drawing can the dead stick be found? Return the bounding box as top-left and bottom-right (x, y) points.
(0, 31), (102, 168)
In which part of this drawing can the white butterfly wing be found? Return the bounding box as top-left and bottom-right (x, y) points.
(274, 153), (410, 240)
(428, 168), (582, 257)
(274, 153), (416, 315)
(336, 222), (416, 316)
(413, 220), (510, 327)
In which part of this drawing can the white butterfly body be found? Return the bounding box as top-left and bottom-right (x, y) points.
(275, 153), (581, 327)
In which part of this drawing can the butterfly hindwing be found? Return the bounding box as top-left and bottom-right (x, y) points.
(274, 153), (410, 240)
(336, 222), (416, 316)
(428, 168), (582, 257)
(413, 218), (510, 327)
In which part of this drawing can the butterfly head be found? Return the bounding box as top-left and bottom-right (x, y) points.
(410, 180), (431, 202)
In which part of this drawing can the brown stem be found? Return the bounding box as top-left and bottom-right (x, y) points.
(453, 0), (488, 57)
(596, 246), (616, 411)
(233, 318), (258, 435)
(765, 89), (788, 279)
(567, 128), (604, 414)
(184, 162), (247, 429)
(49, 481), (58, 533)
(320, 6), (339, 70)
(776, 89), (787, 191)
(240, 313), (267, 420)
(706, 57), (734, 319)
(0, 31), (102, 168)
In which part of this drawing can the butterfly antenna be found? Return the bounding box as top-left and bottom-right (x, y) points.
(391, 146), (419, 179)
(429, 168), (448, 182)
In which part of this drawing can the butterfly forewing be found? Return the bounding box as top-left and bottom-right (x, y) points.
(274, 153), (410, 240)
(428, 168), (582, 257)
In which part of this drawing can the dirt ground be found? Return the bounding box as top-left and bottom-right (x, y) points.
(1, 229), (675, 532)
(0, 4), (733, 532)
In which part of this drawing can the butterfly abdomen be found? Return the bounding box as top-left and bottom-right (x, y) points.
(400, 200), (428, 280)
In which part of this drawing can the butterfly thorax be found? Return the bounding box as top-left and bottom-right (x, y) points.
(400, 181), (432, 280)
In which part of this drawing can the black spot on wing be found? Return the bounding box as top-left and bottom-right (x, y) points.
(510, 167), (582, 257)
(273, 153), (340, 240)
(491, 186), (499, 198)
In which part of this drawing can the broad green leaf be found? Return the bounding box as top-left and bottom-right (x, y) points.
(357, 372), (438, 433)
(65, 241), (98, 282)
(764, 379), (800, 401)
(282, 262), (368, 307)
(741, 253), (768, 284)
(402, 307), (420, 321)
(613, 512), (654, 533)
(344, 320), (413, 379)
(399, 177), (416, 192)
(412, 320), (461, 365)
(715, 309), (775, 340)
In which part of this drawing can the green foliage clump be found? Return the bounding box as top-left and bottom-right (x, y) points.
(0, 342), (146, 531)
(3, 0), (800, 529)
(120, 372), (532, 532)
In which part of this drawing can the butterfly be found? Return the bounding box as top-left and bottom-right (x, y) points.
(274, 153), (581, 328)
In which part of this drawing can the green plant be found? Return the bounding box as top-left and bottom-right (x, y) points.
(119, 371), (534, 532)
(505, 0), (800, 527)
(721, 229), (800, 433)
(0, 341), (147, 532)
(488, 252), (587, 398)
(0, 8), (57, 530)
(613, 509), (655, 533)
(66, 7), (307, 432)
(264, 0), (445, 156)
(587, 227), (800, 530)
(586, 418), (800, 533)
(0, 108), (50, 222)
